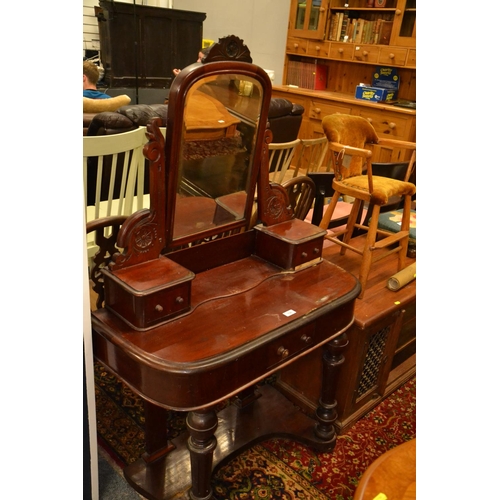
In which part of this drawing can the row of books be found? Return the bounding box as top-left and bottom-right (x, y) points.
(327, 13), (393, 45)
(287, 60), (328, 90)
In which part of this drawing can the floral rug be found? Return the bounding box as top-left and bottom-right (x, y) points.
(94, 361), (416, 499)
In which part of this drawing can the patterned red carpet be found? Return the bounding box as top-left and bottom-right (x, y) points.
(94, 361), (416, 499)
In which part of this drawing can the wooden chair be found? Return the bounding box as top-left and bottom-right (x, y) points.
(86, 216), (128, 310)
(319, 114), (416, 298)
(268, 139), (301, 184)
(281, 175), (316, 220)
(293, 135), (329, 176)
(83, 127), (150, 265)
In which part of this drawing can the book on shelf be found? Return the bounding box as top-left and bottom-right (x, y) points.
(349, 19), (357, 43)
(328, 12), (338, 40)
(286, 60), (328, 90)
(339, 12), (349, 41)
(379, 20), (393, 45)
(336, 12), (344, 41)
(354, 18), (365, 44)
(373, 18), (382, 44)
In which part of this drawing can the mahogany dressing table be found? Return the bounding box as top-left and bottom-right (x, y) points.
(90, 36), (360, 500)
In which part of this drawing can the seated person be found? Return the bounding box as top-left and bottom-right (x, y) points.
(83, 60), (110, 99)
(172, 45), (212, 77)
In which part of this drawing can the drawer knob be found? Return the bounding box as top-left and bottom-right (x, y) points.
(301, 334), (312, 344)
(389, 122), (396, 129)
(338, 48), (344, 54)
(363, 50), (368, 56)
(155, 304), (163, 312)
(315, 45), (320, 51)
(277, 346), (289, 359)
(301, 251), (308, 258)
(313, 247), (320, 254)
(389, 53), (395, 59)
(313, 107), (321, 114)
(176, 296), (184, 304)
(294, 43), (299, 49)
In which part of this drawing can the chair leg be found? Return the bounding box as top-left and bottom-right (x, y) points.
(357, 204), (381, 299)
(342, 198), (363, 251)
(319, 191), (341, 230)
(397, 195), (412, 271)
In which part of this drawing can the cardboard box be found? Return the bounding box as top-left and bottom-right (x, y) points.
(355, 85), (397, 102)
(372, 67), (399, 91)
(355, 66), (399, 102)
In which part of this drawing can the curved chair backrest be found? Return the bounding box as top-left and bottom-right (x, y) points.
(84, 126), (150, 266)
(281, 175), (316, 221)
(84, 126), (150, 222)
(268, 139), (301, 184)
(293, 136), (329, 176)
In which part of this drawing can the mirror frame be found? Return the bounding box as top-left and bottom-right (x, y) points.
(163, 59), (271, 250)
(109, 36), (297, 271)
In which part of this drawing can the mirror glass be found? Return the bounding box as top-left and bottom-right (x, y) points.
(172, 73), (263, 242)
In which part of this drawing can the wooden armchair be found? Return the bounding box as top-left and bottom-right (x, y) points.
(281, 175), (316, 220)
(84, 127), (150, 266)
(293, 135), (329, 176)
(86, 216), (127, 310)
(268, 139), (301, 184)
(320, 114), (416, 298)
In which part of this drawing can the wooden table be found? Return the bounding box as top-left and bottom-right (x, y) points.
(92, 254), (359, 500)
(353, 438), (416, 500)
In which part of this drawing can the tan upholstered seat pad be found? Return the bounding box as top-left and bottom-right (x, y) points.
(333, 175), (416, 205)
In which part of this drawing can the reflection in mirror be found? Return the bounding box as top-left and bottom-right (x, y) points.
(173, 73), (263, 241)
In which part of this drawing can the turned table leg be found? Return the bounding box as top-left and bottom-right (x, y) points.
(315, 332), (349, 443)
(187, 409), (218, 500)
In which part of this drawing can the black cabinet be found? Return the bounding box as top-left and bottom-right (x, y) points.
(96, 0), (206, 89)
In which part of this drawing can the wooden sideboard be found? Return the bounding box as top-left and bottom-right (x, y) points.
(272, 85), (416, 164)
(277, 235), (416, 434)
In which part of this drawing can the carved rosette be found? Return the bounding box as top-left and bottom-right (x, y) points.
(203, 35), (252, 63)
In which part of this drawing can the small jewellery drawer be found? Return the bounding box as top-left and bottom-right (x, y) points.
(266, 322), (317, 370)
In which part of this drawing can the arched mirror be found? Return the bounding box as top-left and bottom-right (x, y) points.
(169, 70), (265, 246)
(138, 36), (271, 252)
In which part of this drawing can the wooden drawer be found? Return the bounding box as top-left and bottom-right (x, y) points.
(378, 47), (408, 66)
(307, 40), (330, 59)
(353, 44), (380, 64)
(406, 49), (416, 67)
(286, 37), (308, 56)
(328, 42), (354, 61)
(309, 98), (353, 122)
(266, 323), (316, 370)
(357, 108), (411, 141)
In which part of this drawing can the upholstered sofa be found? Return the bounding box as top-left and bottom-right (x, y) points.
(84, 97), (304, 143)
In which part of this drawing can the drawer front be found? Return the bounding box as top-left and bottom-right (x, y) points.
(358, 109), (410, 141)
(329, 42), (354, 61)
(291, 238), (323, 268)
(406, 49), (416, 67)
(266, 323), (317, 370)
(378, 47), (408, 66)
(141, 283), (192, 327)
(353, 44), (380, 64)
(309, 99), (353, 122)
(286, 37), (308, 56)
(307, 40), (330, 59)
